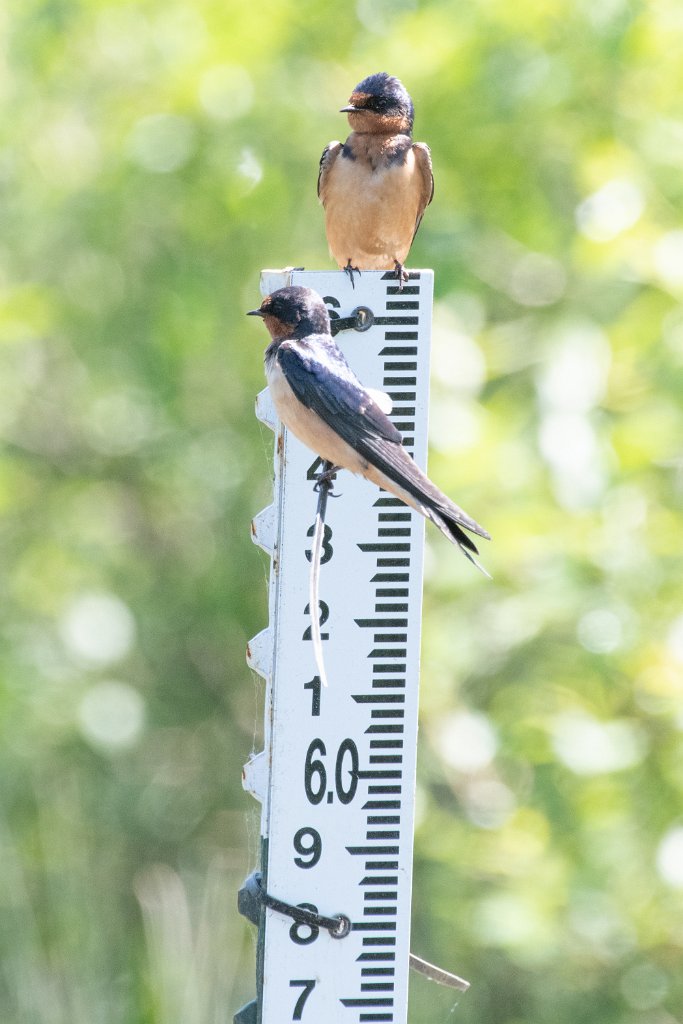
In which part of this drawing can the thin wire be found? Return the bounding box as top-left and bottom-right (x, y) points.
(308, 461), (334, 688)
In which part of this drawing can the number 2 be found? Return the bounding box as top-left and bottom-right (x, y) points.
(302, 601), (329, 641)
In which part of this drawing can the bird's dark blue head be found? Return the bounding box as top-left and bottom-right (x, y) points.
(247, 286), (331, 340)
(342, 72), (414, 134)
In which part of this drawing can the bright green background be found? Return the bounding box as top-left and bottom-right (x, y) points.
(2, 1), (683, 1021)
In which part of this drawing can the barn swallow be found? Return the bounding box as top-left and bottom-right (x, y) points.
(247, 286), (490, 572)
(318, 72), (434, 290)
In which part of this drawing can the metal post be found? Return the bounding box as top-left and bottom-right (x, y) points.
(240, 268), (434, 1024)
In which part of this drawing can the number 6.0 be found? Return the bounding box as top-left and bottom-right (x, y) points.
(304, 738), (359, 806)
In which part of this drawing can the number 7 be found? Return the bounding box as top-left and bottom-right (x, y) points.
(289, 979), (316, 1020)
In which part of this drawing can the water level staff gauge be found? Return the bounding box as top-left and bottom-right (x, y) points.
(241, 268), (436, 1024)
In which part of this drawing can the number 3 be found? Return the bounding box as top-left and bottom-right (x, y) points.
(305, 523), (333, 564)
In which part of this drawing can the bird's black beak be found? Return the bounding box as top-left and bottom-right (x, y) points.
(340, 105), (358, 113)
(246, 309), (265, 317)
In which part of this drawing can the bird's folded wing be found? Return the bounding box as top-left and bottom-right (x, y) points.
(277, 340), (489, 542)
(412, 143), (434, 240)
(353, 429), (489, 539)
(277, 340), (403, 446)
(317, 141), (342, 202)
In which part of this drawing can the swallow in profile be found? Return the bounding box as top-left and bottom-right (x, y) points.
(317, 72), (434, 290)
(247, 286), (490, 572)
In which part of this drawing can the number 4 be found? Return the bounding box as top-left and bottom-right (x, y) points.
(290, 979), (316, 1020)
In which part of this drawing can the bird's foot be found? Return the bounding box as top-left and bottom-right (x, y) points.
(393, 260), (409, 292)
(313, 465), (342, 496)
(344, 260), (361, 289)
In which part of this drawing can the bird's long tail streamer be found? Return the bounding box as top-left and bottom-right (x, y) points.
(308, 461), (334, 688)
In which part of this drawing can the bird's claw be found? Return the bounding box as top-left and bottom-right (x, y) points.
(393, 260), (409, 292)
(344, 260), (361, 289)
(313, 465), (341, 493)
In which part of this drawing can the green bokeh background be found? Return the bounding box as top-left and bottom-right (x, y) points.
(2, 1), (683, 1021)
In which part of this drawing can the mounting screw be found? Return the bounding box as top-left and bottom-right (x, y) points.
(351, 306), (374, 332)
(330, 913), (352, 939)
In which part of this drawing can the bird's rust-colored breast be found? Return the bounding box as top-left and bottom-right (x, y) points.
(317, 141), (419, 268)
(321, 136), (427, 268)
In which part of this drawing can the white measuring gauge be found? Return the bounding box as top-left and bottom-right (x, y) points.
(247, 268), (434, 1024)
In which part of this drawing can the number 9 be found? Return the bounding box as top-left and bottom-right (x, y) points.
(293, 827), (322, 868)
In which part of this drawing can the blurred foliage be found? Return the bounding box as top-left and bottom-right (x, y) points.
(1, 0), (683, 1022)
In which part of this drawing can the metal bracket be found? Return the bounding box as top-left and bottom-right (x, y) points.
(237, 870), (470, 991)
(237, 870), (351, 939)
(329, 305), (375, 336)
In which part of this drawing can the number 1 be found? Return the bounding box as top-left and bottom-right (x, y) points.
(304, 675), (321, 716)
